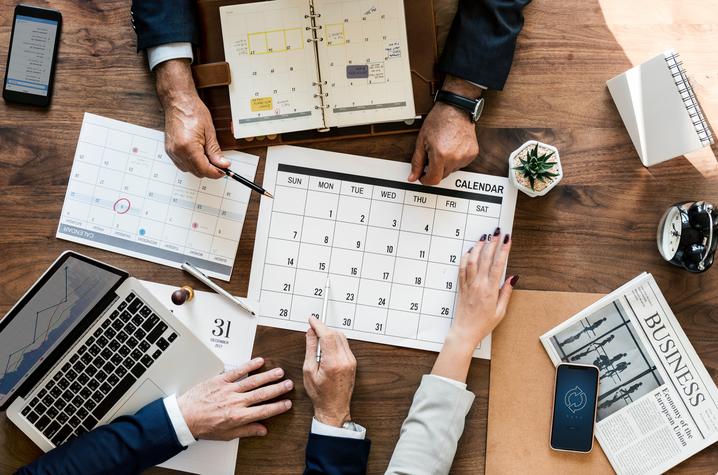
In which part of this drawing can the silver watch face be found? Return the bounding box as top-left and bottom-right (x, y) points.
(472, 98), (485, 122)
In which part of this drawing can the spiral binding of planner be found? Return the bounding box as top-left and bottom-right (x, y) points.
(665, 50), (714, 147)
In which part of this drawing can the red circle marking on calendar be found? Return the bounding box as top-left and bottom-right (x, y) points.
(113, 198), (131, 214)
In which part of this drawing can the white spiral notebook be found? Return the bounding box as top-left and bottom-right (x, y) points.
(607, 49), (714, 167)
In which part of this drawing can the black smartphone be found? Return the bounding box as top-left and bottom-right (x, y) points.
(3, 4), (62, 107)
(549, 363), (599, 453)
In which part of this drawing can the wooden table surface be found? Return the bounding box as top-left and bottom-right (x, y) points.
(1, 1), (717, 473)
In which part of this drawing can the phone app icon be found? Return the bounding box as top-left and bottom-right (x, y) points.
(564, 386), (587, 413)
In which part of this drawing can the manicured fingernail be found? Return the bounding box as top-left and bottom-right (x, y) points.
(493, 227), (501, 236)
(510, 275), (520, 287)
(284, 400), (293, 409)
(258, 427), (268, 436)
(273, 368), (284, 377)
(480, 234), (487, 242)
(504, 234), (511, 244)
(285, 380), (294, 390)
(253, 357), (263, 364)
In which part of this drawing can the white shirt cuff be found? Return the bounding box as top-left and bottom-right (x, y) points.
(311, 417), (366, 440)
(466, 80), (488, 90)
(147, 42), (194, 71)
(163, 394), (197, 447)
(428, 374), (468, 390)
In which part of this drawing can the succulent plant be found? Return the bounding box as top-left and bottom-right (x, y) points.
(513, 143), (559, 190)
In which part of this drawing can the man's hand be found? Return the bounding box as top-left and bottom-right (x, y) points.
(303, 317), (357, 428)
(177, 357), (293, 440)
(408, 75), (482, 185)
(155, 59), (230, 179)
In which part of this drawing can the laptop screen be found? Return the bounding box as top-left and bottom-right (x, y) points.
(0, 254), (124, 407)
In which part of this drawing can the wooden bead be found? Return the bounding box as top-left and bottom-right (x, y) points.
(171, 285), (195, 305)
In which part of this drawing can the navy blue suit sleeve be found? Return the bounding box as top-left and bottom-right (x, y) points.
(304, 433), (371, 475)
(131, 0), (198, 51)
(439, 0), (531, 90)
(15, 399), (185, 475)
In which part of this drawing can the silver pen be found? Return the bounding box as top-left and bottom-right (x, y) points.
(181, 262), (257, 316)
(316, 276), (331, 363)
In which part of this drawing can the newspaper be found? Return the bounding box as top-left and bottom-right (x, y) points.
(540, 273), (718, 474)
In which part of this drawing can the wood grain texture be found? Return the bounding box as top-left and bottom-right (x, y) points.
(0, 0), (716, 474)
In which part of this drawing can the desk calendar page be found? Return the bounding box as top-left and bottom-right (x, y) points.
(249, 146), (518, 359)
(220, 0), (325, 139)
(316, 0), (415, 127)
(57, 113), (258, 281)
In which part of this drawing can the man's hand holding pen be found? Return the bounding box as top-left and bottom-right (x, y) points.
(303, 317), (357, 428)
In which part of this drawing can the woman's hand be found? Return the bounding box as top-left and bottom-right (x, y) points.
(432, 228), (517, 383)
(451, 228), (517, 348)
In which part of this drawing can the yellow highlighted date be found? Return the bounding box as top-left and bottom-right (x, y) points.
(250, 97), (273, 112)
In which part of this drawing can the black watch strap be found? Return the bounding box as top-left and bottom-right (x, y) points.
(434, 90), (484, 122)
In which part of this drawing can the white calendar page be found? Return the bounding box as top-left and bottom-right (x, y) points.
(220, 0), (325, 139)
(57, 113), (258, 281)
(249, 146), (518, 359)
(315, 0), (416, 127)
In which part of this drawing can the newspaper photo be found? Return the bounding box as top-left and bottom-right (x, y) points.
(540, 273), (718, 475)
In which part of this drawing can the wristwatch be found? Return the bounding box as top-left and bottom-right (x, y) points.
(433, 89), (485, 123)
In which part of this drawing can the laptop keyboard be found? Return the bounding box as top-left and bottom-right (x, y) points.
(19, 292), (178, 447)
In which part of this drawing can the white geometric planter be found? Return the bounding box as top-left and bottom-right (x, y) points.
(508, 140), (563, 198)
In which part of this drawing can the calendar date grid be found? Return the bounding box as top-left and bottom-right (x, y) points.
(70, 179), (249, 228)
(259, 164), (503, 342)
(68, 132), (249, 260)
(73, 136), (251, 207)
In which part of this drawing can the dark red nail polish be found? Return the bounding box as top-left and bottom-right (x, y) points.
(493, 227), (501, 236)
(510, 275), (519, 287)
(480, 234), (487, 242)
(468, 247), (473, 253)
(503, 234), (511, 244)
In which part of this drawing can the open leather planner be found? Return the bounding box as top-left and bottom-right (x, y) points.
(219, 0), (416, 138)
(191, 0), (439, 148)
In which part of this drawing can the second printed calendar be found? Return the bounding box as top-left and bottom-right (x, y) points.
(249, 146), (517, 359)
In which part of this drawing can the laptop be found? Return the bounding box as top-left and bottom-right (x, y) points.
(0, 251), (224, 451)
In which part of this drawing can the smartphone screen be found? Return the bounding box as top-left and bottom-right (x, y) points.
(550, 363), (599, 452)
(3, 6), (61, 106)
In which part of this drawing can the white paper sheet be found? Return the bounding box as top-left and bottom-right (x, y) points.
(141, 280), (258, 475)
(220, 0), (325, 138)
(249, 146), (517, 359)
(315, 0), (416, 128)
(57, 113), (258, 281)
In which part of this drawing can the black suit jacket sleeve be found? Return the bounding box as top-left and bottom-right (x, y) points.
(304, 433), (371, 475)
(131, 0), (198, 51)
(15, 399), (185, 475)
(439, 0), (531, 90)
